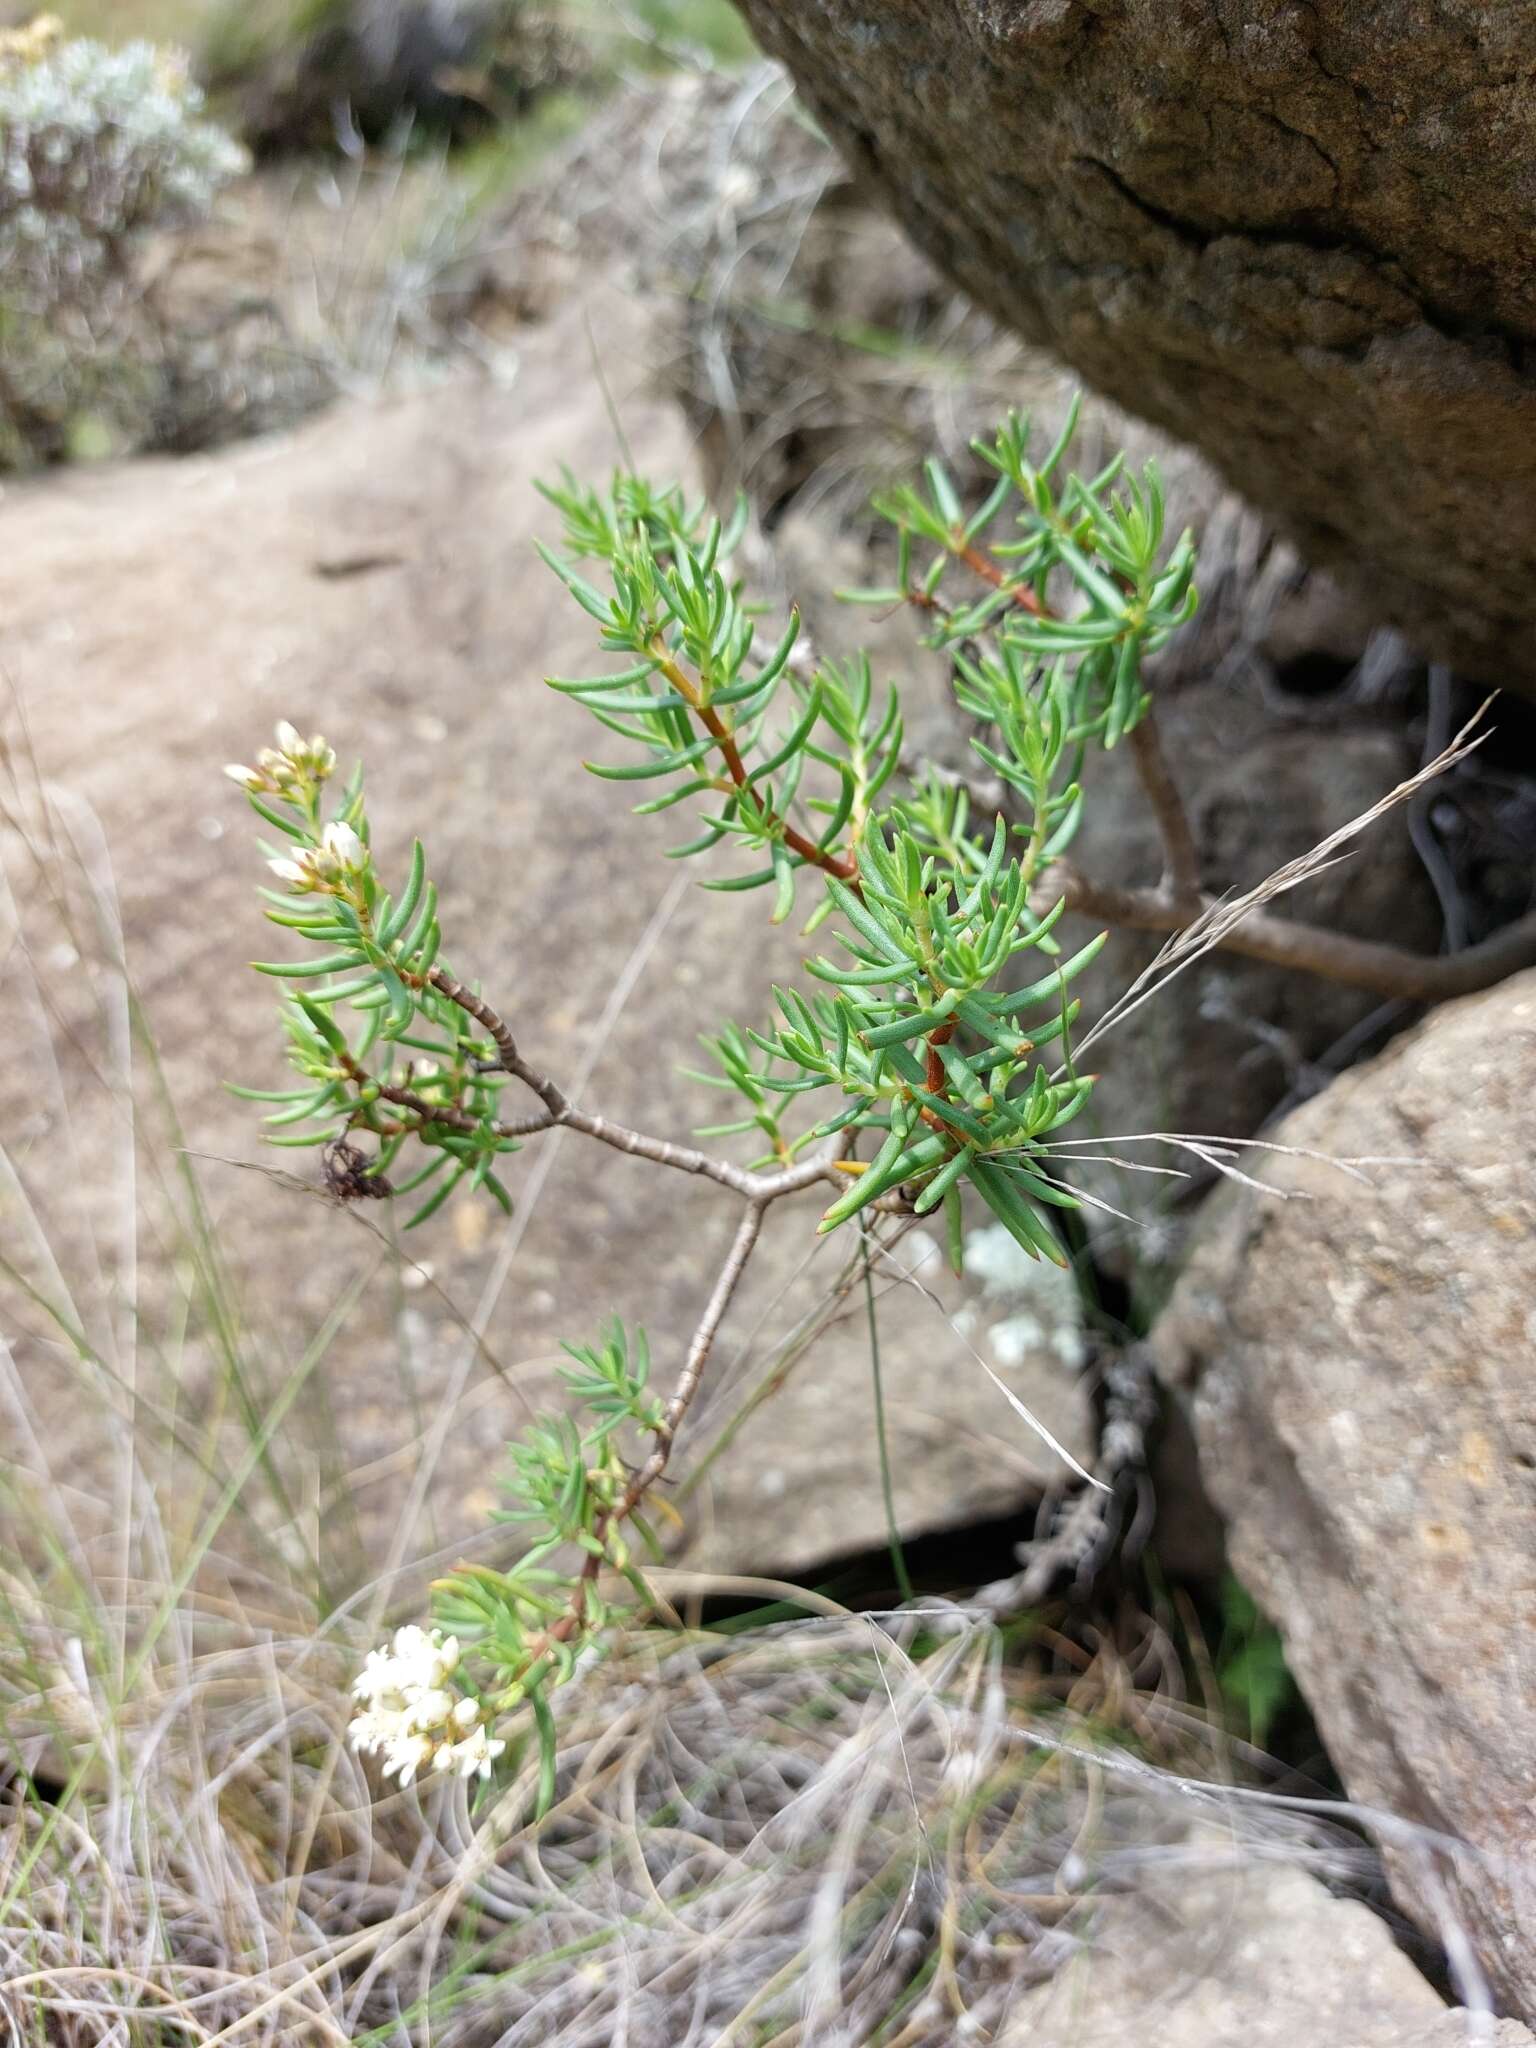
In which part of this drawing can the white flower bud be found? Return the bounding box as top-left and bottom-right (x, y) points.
(320, 820), (363, 870)
(274, 719), (304, 757)
(224, 763), (261, 789)
(383, 1732), (434, 1786)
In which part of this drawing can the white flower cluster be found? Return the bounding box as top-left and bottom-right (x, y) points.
(228, 722), (369, 892)
(0, 22), (248, 321)
(350, 1626), (506, 1787)
(225, 719), (337, 797)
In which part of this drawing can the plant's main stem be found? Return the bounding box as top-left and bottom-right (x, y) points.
(1125, 714), (1203, 916)
(374, 969), (862, 1658)
(528, 1196), (771, 1658)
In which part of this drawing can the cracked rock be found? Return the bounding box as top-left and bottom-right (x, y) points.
(733, 0), (1536, 693)
(1154, 969), (1536, 2022)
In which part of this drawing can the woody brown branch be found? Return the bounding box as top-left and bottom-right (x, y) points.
(1125, 715), (1203, 916)
(376, 976), (859, 1665)
(525, 1199), (768, 1659)
(350, 981), (848, 1206)
(1052, 864), (1536, 1003)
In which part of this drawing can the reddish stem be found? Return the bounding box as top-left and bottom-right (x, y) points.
(702, 695), (858, 880)
(953, 536), (1203, 912)
(956, 540), (1049, 617)
(655, 646), (858, 884)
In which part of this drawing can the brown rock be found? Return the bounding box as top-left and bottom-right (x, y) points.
(1006, 1852), (1533, 2047)
(1154, 971), (1536, 2020)
(732, 2), (1536, 692)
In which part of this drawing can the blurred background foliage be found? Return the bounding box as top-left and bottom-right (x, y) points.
(0, 1), (760, 469)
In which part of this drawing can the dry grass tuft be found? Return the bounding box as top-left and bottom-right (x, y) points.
(0, 1531), (1381, 2047)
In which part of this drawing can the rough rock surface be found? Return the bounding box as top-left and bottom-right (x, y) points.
(1008, 1853), (1533, 2047)
(1155, 972), (1536, 2020)
(0, 284), (1089, 1590)
(733, 1), (1536, 693)
(1011, 1859), (1531, 2048)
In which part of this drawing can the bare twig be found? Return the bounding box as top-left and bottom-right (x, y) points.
(406, 967), (843, 1202)
(534, 1191), (780, 1653)
(1126, 712), (1202, 916)
(621, 1201), (764, 1502)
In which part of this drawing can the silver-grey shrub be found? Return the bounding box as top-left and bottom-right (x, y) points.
(0, 20), (249, 464)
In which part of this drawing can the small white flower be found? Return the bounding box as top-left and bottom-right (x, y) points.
(265, 821), (366, 894)
(349, 1707), (396, 1754)
(433, 1722), (506, 1781)
(350, 1626), (482, 1786)
(404, 1686), (456, 1734)
(257, 720), (336, 785)
(387, 1625), (459, 1690)
(224, 762), (262, 789)
(382, 1731), (435, 1786)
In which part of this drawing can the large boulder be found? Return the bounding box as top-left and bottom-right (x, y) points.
(732, 1), (1536, 692)
(1155, 971), (1536, 2020)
